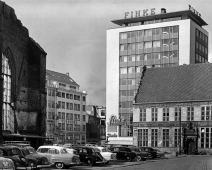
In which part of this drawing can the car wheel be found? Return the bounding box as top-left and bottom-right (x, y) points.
(141, 158), (146, 161)
(126, 156), (132, 162)
(136, 156), (142, 161)
(55, 162), (65, 169)
(86, 159), (94, 166)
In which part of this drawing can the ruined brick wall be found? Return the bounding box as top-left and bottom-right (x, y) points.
(0, 1), (47, 136)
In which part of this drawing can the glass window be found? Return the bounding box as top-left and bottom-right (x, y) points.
(187, 107), (194, 121)
(144, 42), (152, 49)
(163, 129), (169, 147)
(120, 33), (127, 40)
(120, 44), (128, 51)
(128, 55), (135, 62)
(128, 67), (135, 73)
(120, 56), (128, 62)
(153, 41), (160, 48)
(136, 66), (142, 73)
(120, 68), (127, 74)
(120, 79), (127, 85)
(136, 54), (144, 61)
(152, 108), (158, 121)
(138, 129), (148, 147)
(128, 79), (135, 85)
(163, 108), (169, 121)
(144, 29), (152, 36)
(152, 28), (161, 36)
(140, 108), (146, 121)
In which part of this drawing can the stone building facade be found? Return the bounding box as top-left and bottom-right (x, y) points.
(0, 1), (47, 148)
(133, 64), (212, 154)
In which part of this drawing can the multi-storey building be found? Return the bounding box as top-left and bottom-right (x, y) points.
(133, 63), (212, 155)
(46, 70), (87, 145)
(106, 6), (208, 145)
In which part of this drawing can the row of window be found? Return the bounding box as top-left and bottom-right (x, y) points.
(120, 39), (178, 55)
(138, 127), (212, 149)
(47, 112), (86, 121)
(120, 51), (178, 63)
(47, 89), (86, 102)
(120, 26), (179, 44)
(47, 123), (86, 132)
(139, 106), (212, 122)
(48, 100), (86, 111)
(195, 53), (208, 64)
(196, 29), (208, 45)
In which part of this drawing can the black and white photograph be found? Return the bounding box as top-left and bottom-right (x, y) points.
(0, 0), (212, 169)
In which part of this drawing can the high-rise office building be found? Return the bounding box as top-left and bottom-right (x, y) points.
(46, 70), (87, 144)
(106, 7), (208, 145)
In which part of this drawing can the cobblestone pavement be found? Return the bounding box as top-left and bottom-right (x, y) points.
(45, 155), (212, 170)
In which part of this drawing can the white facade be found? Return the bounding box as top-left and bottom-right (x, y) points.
(106, 15), (208, 144)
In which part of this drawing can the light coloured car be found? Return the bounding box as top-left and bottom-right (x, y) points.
(92, 146), (116, 164)
(0, 157), (15, 170)
(37, 145), (80, 169)
(66, 149), (77, 155)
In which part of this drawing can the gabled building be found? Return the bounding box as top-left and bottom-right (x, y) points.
(133, 63), (212, 155)
(46, 70), (87, 145)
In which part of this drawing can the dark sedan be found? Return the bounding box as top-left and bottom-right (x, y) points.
(110, 146), (137, 162)
(140, 147), (159, 159)
(128, 147), (151, 161)
(18, 146), (50, 169)
(73, 146), (107, 166)
(0, 145), (36, 170)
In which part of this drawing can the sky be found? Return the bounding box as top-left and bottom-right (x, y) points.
(3, 0), (212, 107)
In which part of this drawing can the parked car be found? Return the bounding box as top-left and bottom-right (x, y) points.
(0, 156), (15, 170)
(140, 147), (159, 159)
(110, 146), (137, 162)
(37, 145), (80, 169)
(66, 149), (77, 155)
(17, 146), (50, 169)
(128, 147), (151, 161)
(91, 146), (117, 163)
(73, 146), (107, 166)
(0, 145), (37, 170)
(153, 149), (165, 158)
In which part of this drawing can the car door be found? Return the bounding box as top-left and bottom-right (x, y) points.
(76, 148), (87, 162)
(111, 148), (121, 160)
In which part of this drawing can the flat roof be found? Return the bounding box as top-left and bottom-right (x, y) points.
(112, 10), (207, 27)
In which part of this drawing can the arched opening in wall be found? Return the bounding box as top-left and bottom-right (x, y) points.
(2, 48), (15, 133)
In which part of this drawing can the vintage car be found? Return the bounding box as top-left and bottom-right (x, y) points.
(140, 147), (159, 159)
(128, 147), (151, 161)
(17, 146), (50, 169)
(66, 149), (77, 155)
(153, 149), (165, 158)
(37, 145), (80, 169)
(73, 146), (107, 166)
(91, 146), (116, 163)
(110, 146), (137, 162)
(0, 157), (15, 170)
(0, 145), (37, 170)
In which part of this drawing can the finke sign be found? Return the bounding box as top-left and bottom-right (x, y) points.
(124, 8), (156, 19)
(108, 115), (127, 126)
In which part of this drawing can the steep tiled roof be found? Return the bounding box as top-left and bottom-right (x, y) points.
(46, 69), (79, 86)
(135, 63), (212, 104)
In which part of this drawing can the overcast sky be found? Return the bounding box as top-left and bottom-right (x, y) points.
(3, 0), (212, 106)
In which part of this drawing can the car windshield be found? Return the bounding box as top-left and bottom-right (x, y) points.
(61, 149), (68, 154)
(27, 147), (36, 154)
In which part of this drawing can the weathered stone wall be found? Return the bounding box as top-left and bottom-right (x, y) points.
(0, 1), (46, 136)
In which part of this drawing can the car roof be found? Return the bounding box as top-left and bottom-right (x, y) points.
(38, 145), (65, 149)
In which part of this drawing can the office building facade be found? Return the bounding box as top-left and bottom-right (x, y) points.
(106, 7), (208, 144)
(46, 70), (87, 144)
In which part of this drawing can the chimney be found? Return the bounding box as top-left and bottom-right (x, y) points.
(161, 8), (166, 14)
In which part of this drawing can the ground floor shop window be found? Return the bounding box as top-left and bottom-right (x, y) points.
(138, 129), (148, 147)
(151, 129), (158, 147)
(200, 127), (212, 148)
(163, 129), (169, 147)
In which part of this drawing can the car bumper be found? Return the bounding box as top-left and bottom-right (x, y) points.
(37, 165), (51, 168)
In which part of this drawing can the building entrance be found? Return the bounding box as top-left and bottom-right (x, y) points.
(183, 122), (199, 155)
(186, 138), (196, 155)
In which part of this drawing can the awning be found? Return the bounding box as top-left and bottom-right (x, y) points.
(108, 137), (133, 145)
(3, 133), (50, 139)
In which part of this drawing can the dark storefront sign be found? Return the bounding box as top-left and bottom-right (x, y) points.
(134, 121), (212, 127)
